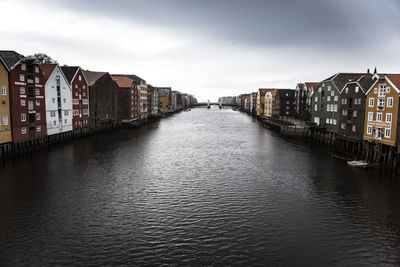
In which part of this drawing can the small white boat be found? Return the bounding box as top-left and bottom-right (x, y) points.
(347, 160), (368, 168)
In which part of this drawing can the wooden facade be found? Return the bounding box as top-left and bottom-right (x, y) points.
(273, 89), (296, 118)
(338, 75), (374, 141)
(363, 74), (400, 147)
(0, 57), (12, 144)
(112, 76), (136, 121)
(61, 66), (90, 129)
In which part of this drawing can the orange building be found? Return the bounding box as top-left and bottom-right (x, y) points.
(363, 74), (400, 148)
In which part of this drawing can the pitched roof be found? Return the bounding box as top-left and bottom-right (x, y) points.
(0, 50), (25, 70)
(258, 88), (275, 96)
(296, 83), (305, 90)
(386, 74), (400, 93)
(83, 71), (107, 86)
(112, 74), (145, 85)
(277, 89), (295, 98)
(159, 90), (168, 96)
(324, 73), (367, 92)
(111, 76), (134, 88)
(304, 82), (319, 91)
(40, 64), (57, 83)
(60, 66), (79, 83)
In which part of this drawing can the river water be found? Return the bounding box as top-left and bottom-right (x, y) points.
(0, 108), (400, 266)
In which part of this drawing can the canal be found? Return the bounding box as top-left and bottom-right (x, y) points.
(1, 108), (400, 266)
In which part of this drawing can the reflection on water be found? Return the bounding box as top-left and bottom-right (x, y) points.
(0, 108), (400, 266)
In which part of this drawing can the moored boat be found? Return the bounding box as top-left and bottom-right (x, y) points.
(347, 160), (368, 168)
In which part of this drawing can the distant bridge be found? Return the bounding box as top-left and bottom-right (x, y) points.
(190, 102), (238, 108)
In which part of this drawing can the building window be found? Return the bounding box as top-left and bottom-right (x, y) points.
(367, 125), (372, 135)
(63, 98), (66, 103)
(376, 112), (382, 122)
(83, 92), (86, 97)
(64, 119), (67, 124)
(36, 126), (41, 132)
(53, 121), (57, 126)
(28, 100), (34, 110)
(378, 98), (385, 109)
(333, 119), (337, 125)
(315, 96), (318, 102)
(20, 87), (25, 94)
(21, 63), (26, 71)
(378, 84), (386, 97)
(385, 128), (391, 138)
(78, 75), (82, 81)
(83, 85), (86, 89)
(20, 74), (25, 82)
(342, 110), (348, 116)
(327, 96), (331, 102)
(326, 118), (329, 124)
(374, 88), (377, 94)
(1, 86), (6, 96)
(341, 123), (346, 129)
(355, 86), (359, 93)
(353, 110), (357, 117)
(50, 111), (56, 117)
(34, 77), (39, 84)
(333, 104), (338, 112)
(73, 110), (79, 116)
(345, 87), (349, 94)
(36, 100), (40, 106)
(52, 98), (55, 103)
(20, 99), (26, 106)
(2, 115), (8, 126)
(64, 110), (69, 116)
(21, 127), (27, 134)
(386, 87), (390, 93)
(35, 88), (40, 95)
(387, 97), (393, 108)
(334, 95), (338, 102)
(386, 113), (392, 123)
(369, 98), (374, 107)
(21, 113), (26, 122)
(314, 104), (317, 111)
(352, 125), (356, 132)
(36, 112), (41, 120)
(368, 112), (373, 121)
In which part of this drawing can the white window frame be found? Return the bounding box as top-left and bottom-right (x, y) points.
(386, 113), (392, 123)
(376, 112), (382, 122)
(369, 98), (374, 107)
(387, 97), (393, 108)
(2, 115), (8, 126)
(21, 127), (27, 134)
(368, 112), (373, 121)
(385, 128), (391, 138)
(367, 125), (372, 135)
(21, 113), (26, 122)
(1, 86), (6, 96)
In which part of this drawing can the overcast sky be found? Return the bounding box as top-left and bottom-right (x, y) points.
(1, 0), (400, 101)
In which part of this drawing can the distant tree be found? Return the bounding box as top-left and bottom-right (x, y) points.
(27, 53), (57, 64)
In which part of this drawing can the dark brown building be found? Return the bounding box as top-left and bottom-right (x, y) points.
(83, 71), (119, 127)
(273, 89), (295, 118)
(112, 76), (137, 121)
(0, 51), (47, 141)
(339, 74), (374, 140)
(61, 66), (90, 130)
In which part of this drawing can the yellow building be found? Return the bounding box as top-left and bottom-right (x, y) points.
(363, 74), (400, 147)
(256, 89), (270, 116)
(0, 59), (12, 144)
(159, 90), (170, 112)
(264, 89), (277, 117)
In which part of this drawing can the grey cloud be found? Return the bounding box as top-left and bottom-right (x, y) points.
(31, 0), (400, 48)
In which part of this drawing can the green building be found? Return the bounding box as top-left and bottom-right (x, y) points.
(311, 73), (366, 133)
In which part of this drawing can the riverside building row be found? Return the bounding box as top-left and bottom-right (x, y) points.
(232, 69), (400, 157)
(0, 50), (196, 149)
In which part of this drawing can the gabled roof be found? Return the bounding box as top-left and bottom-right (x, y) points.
(0, 50), (25, 71)
(296, 83), (305, 90)
(341, 74), (374, 94)
(277, 89), (295, 98)
(60, 66), (80, 83)
(386, 74), (400, 93)
(111, 76), (134, 88)
(304, 82), (319, 91)
(40, 64), (57, 83)
(258, 88), (275, 96)
(323, 73), (367, 92)
(112, 74), (145, 85)
(83, 71), (108, 86)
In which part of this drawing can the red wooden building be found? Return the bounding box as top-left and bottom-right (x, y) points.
(0, 51), (47, 141)
(272, 89), (296, 118)
(61, 66), (90, 130)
